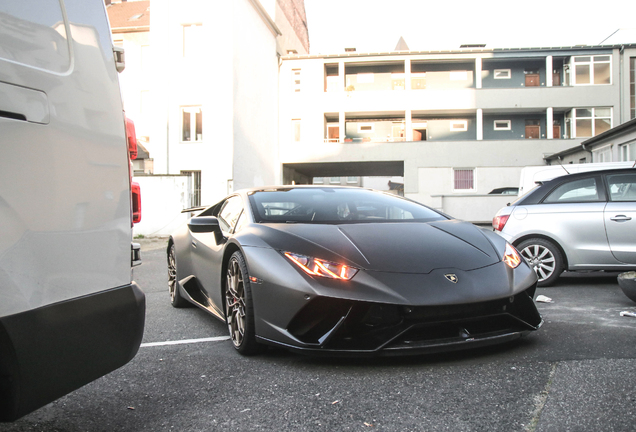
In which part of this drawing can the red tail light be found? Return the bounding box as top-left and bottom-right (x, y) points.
(492, 214), (509, 232)
(131, 181), (141, 224)
(125, 117), (138, 160)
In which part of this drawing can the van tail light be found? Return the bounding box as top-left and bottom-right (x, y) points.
(126, 116), (138, 160)
(125, 115), (141, 225)
(131, 181), (142, 224)
(492, 214), (509, 232)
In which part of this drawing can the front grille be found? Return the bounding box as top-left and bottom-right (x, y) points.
(286, 288), (541, 352)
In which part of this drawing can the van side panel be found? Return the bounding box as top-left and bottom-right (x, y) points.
(0, 0), (144, 420)
(0, 0), (132, 316)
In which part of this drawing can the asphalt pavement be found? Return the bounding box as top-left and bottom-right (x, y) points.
(1, 238), (636, 431)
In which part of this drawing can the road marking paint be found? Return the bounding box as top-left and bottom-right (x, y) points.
(140, 336), (230, 348)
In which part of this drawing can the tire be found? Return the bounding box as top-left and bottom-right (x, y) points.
(225, 251), (263, 355)
(517, 238), (564, 287)
(168, 243), (189, 308)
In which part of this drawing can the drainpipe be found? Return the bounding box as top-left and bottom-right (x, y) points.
(619, 45), (624, 123)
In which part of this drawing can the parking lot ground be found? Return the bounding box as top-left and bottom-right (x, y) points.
(2, 239), (636, 431)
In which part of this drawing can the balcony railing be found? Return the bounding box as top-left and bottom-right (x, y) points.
(324, 137), (407, 143)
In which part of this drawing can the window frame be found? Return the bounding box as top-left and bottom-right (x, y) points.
(292, 119), (301, 142)
(450, 120), (468, 132)
(570, 107), (612, 138)
(494, 120), (511, 131)
(541, 176), (604, 204)
(452, 168), (475, 192)
(358, 123), (375, 133)
(493, 69), (511, 79)
(180, 106), (203, 142)
(572, 55), (612, 86)
(292, 68), (301, 92)
(182, 24), (203, 58)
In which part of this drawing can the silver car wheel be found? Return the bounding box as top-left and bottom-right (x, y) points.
(520, 244), (555, 282)
(226, 257), (247, 348)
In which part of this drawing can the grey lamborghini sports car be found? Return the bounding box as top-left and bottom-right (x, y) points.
(168, 186), (542, 356)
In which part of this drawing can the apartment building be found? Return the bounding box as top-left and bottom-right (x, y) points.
(279, 44), (636, 222)
(108, 0), (308, 235)
(148, 0), (308, 206)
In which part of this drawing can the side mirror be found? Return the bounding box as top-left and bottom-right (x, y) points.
(188, 216), (224, 244)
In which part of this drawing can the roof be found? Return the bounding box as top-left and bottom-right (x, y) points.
(107, 1), (150, 32)
(282, 43), (636, 60)
(581, 117), (636, 147)
(546, 118), (636, 161)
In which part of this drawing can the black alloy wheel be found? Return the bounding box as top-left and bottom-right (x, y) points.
(168, 243), (189, 307)
(225, 251), (262, 355)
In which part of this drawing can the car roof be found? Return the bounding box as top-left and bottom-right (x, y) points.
(516, 167), (636, 205)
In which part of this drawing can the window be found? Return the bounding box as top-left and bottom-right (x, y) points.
(326, 123), (339, 142)
(292, 119), (301, 142)
(292, 69), (301, 92)
(357, 73), (374, 83)
(181, 107), (202, 142)
(607, 173), (636, 202)
(391, 73), (405, 90)
(347, 176), (359, 183)
(494, 69), (511, 79)
(573, 55), (611, 85)
(181, 170), (201, 207)
(330, 177), (341, 184)
(619, 142), (636, 161)
(450, 121), (467, 132)
(183, 24), (203, 58)
(570, 108), (612, 138)
(592, 144), (612, 163)
(411, 72), (426, 89)
(543, 177), (600, 203)
(140, 45), (150, 73)
(358, 123), (374, 133)
(313, 177), (324, 184)
(218, 195), (244, 234)
(326, 75), (339, 92)
(450, 71), (468, 81)
(630, 58), (635, 119)
(494, 120), (511, 130)
(453, 169), (474, 191)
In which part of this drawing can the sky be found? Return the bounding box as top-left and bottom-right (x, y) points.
(303, 0), (636, 54)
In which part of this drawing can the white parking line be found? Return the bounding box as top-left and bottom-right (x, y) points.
(140, 336), (230, 348)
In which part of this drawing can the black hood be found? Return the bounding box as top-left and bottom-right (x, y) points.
(250, 220), (500, 274)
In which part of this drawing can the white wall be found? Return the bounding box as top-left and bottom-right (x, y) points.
(132, 175), (190, 236)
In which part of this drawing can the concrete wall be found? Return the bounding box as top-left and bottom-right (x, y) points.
(481, 59), (546, 88)
(132, 175), (190, 236)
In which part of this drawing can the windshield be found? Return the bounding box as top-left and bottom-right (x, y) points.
(248, 188), (447, 224)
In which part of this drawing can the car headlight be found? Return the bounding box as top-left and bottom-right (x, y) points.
(284, 252), (359, 280)
(503, 242), (522, 269)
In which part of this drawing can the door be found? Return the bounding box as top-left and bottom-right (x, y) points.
(525, 73), (540, 87)
(191, 195), (245, 314)
(604, 173), (636, 264)
(525, 120), (540, 139)
(552, 70), (561, 86)
(553, 125), (561, 139)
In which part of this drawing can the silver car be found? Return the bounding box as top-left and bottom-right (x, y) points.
(493, 168), (636, 286)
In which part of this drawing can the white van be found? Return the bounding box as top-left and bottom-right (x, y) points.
(0, 0), (144, 421)
(518, 162), (636, 197)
